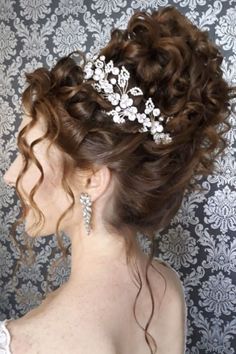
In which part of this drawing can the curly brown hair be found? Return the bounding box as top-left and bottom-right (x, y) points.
(10, 6), (235, 354)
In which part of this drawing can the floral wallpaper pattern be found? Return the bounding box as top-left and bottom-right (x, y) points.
(0, 0), (236, 353)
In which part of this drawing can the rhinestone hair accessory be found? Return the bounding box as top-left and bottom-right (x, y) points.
(83, 54), (173, 144)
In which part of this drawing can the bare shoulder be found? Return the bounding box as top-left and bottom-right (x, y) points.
(151, 258), (187, 354)
(6, 312), (117, 354)
(151, 258), (186, 299)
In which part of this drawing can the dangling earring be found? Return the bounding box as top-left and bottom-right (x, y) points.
(79, 192), (92, 236)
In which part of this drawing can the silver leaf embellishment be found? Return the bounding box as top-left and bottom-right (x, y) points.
(118, 67), (130, 88)
(129, 87), (143, 96)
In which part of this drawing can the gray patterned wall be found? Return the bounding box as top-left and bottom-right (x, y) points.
(0, 0), (236, 353)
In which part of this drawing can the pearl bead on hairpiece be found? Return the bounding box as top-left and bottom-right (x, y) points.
(83, 54), (173, 144)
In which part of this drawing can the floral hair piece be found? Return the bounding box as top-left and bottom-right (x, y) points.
(83, 54), (173, 144)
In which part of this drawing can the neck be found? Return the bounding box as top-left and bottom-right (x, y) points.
(62, 223), (146, 291)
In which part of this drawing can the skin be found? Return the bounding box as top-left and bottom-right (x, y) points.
(3, 114), (187, 354)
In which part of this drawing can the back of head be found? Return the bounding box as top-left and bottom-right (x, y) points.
(21, 6), (234, 240)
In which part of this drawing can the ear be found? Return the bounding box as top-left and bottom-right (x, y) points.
(83, 165), (112, 201)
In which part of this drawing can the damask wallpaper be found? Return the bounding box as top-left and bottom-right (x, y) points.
(0, 0), (236, 353)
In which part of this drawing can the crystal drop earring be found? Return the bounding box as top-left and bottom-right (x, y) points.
(79, 192), (92, 236)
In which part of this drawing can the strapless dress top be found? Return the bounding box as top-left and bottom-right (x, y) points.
(0, 320), (12, 354)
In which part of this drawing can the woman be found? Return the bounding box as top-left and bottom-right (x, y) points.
(1, 6), (234, 354)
